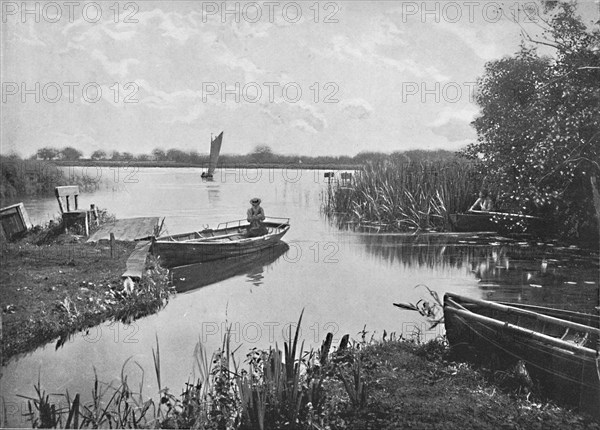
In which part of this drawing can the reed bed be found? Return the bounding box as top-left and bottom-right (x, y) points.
(14, 313), (367, 429)
(0, 155), (100, 200)
(323, 160), (480, 232)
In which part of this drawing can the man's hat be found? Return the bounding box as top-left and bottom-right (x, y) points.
(250, 198), (261, 204)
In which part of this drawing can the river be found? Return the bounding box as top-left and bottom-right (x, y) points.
(1, 167), (598, 427)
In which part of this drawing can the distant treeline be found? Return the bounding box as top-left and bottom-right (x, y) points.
(28, 145), (460, 166)
(1, 148), (462, 201)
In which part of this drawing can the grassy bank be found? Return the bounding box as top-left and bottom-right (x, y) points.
(323, 160), (480, 232)
(12, 330), (599, 429)
(0, 224), (174, 365)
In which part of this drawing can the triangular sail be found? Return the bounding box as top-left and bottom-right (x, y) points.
(207, 131), (223, 176)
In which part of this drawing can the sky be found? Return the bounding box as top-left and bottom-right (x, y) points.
(1, 0), (599, 157)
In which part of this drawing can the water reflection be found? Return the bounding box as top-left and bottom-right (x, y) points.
(359, 233), (599, 313)
(207, 184), (220, 205)
(172, 243), (289, 293)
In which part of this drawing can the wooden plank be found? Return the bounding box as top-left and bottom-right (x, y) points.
(122, 241), (151, 279)
(87, 217), (160, 243)
(0, 203), (32, 238)
(55, 186), (80, 197)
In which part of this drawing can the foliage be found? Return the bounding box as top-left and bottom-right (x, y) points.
(462, 0), (600, 241)
(60, 147), (83, 161)
(0, 155), (98, 199)
(323, 159), (480, 232)
(36, 147), (60, 160)
(393, 285), (445, 330)
(90, 149), (107, 160)
(17, 314), (367, 430)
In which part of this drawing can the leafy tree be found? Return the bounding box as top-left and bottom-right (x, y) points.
(250, 145), (274, 163)
(152, 148), (167, 161)
(111, 151), (121, 160)
(166, 148), (188, 163)
(37, 147), (59, 160)
(463, 0), (599, 241)
(91, 150), (107, 160)
(60, 146), (83, 160)
(121, 152), (134, 161)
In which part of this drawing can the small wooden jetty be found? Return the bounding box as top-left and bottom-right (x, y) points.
(86, 216), (163, 282)
(87, 217), (162, 243)
(122, 241), (153, 280)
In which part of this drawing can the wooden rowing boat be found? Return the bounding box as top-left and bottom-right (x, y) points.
(449, 210), (545, 233)
(172, 242), (289, 293)
(152, 217), (290, 268)
(444, 293), (600, 417)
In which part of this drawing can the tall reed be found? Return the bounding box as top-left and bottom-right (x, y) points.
(18, 315), (364, 429)
(323, 160), (480, 231)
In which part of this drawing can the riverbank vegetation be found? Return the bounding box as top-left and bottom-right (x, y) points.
(0, 154), (99, 200)
(12, 323), (599, 429)
(323, 160), (480, 232)
(0, 221), (174, 364)
(462, 1), (599, 245)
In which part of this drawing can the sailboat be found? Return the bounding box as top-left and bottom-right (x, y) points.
(201, 131), (224, 178)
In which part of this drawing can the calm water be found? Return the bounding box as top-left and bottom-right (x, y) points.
(2, 167), (598, 427)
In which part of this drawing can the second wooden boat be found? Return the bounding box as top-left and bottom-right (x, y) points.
(449, 210), (545, 233)
(444, 293), (600, 417)
(152, 217), (290, 267)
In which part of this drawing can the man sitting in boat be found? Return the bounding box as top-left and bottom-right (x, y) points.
(469, 190), (494, 212)
(247, 198), (268, 237)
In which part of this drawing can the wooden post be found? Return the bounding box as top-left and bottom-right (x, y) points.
(83, 212), (89, 236)
(110, 233), (115, 258)
(56, 196), (64, 214)
(66, 196), (71, 212)
(91, 204), (99, 226)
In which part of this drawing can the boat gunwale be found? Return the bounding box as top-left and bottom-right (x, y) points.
(445, 293), (600, 336)
(445, 306), (598, 358)
(155, 226), (290, 246)
(155, 219), (290, 243)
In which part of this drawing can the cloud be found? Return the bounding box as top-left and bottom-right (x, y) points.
(340, 98), (373, 119)
(15, 21), (46, 47)
(216, 50), (264, 81)
(318, 17), (448, 80)
(429, 107), (477, 142)
(261, 100), (327, 133)
(167, 104), (206, 124)
(91, 50), (140, 78)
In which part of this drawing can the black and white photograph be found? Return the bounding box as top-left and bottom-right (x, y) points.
(1, 0), (599, 428)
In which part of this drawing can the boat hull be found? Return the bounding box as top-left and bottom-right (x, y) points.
(444, 293), (600, 417)
(449, 211), (546, 233)
(152, 219), (290, 268)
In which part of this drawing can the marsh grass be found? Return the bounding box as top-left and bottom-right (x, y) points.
(18, 313), (369, 429)
(0, 155), (100, 200)
(323, 160), (480, 232)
